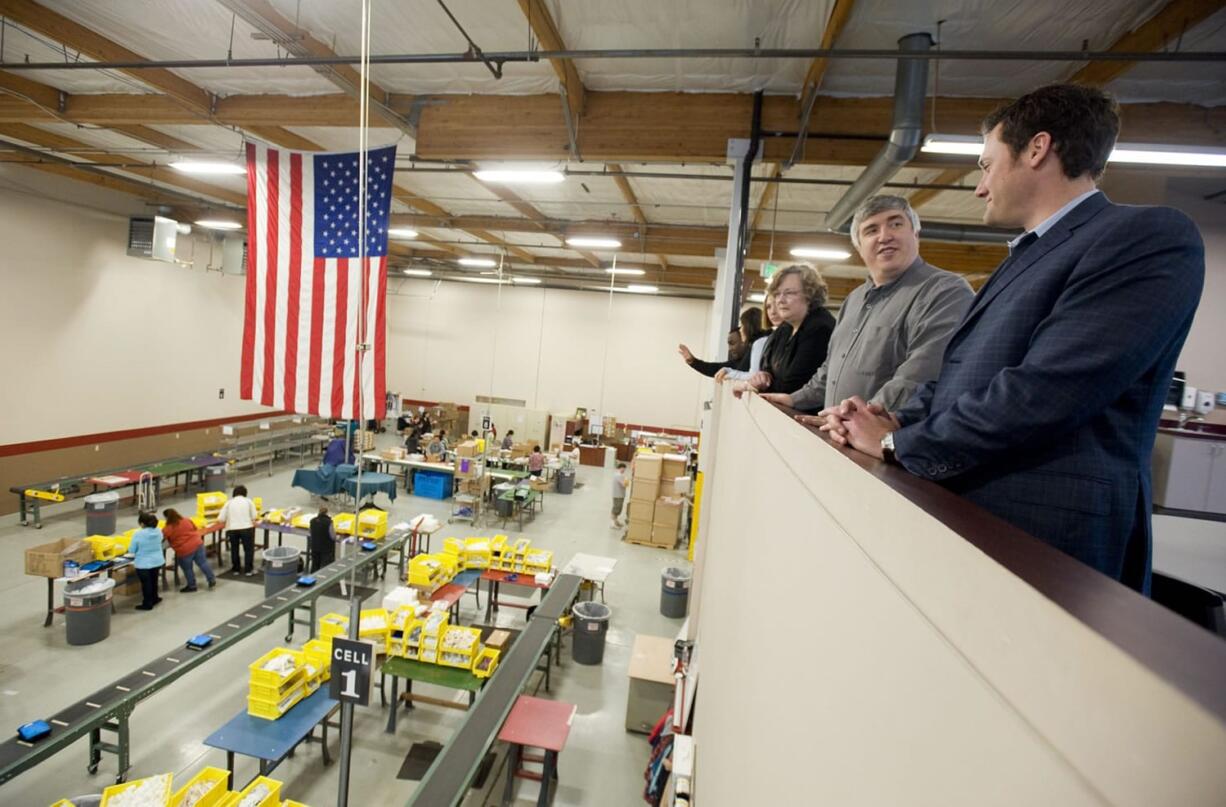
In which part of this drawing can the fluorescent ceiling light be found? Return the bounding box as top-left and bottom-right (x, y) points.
(171, 160), (246, 175)
(388, 228), (418, 239)
(748, 292), (766, 303)
(790, 246), (852, 260)
(920, 134), (984, 156)
(1108, 145), (1226, 167)
(511, 277), (542, 284)
(473, 169), (564, 185)
(401, 268), (432, 277)
(458, 257), (498, 268)
(458, 276), (506, 284)
(566, 236), (622, 249)
(195, 219), (242, 230)
(625, 284), (658, 294)
(605, 267), (645, 276)
(923, 135), (1226, 168)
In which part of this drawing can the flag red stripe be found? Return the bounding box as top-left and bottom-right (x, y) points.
(354, 257), (367, 420)
(308, 258), (325, 416)
(240, 143), (258, 399)
(331, 258), (349, 417)
(374, 257), (387, 418)
(261, 151), (279, 407)
(283, 153), (303, 411)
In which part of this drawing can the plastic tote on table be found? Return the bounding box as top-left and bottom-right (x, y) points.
(571, 601), (611, 665)
(83, 491), (120, 536)
(262, 546), (302, 596)
(660, 566), (692, 618)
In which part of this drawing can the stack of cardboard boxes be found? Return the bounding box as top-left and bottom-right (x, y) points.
(626, 453), (689, 547)
(454, 440), (489, 497)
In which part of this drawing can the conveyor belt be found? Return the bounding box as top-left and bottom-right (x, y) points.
(0, 531), (408, 786)
(408, 573), (581, 806)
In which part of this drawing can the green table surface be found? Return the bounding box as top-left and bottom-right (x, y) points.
(488, 468), (529, 480)
(143, 460), (200, 475)
(497, 489), (539, 503)
(380, 655), (483, 691)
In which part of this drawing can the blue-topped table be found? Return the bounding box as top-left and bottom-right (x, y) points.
(203, 687), (339, 784)
(291, 463), (356, 496)
(342, 472), (397, 503)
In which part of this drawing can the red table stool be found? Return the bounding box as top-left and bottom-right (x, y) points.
(498, 695), (577, 806)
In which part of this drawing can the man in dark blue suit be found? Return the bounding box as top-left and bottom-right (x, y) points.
(820, 84), (1204, 593)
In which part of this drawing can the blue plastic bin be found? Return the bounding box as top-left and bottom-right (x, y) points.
(414, 470), (451, 500)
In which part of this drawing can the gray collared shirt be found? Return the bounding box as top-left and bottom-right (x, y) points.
(789, 257), (973, 412)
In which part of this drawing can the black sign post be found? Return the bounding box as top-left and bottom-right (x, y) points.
(329, 638), (373, 707)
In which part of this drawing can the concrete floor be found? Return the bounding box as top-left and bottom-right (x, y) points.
(0, 437), (689, 806)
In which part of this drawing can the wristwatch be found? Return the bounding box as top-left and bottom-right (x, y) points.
(880, 431), (898, 464)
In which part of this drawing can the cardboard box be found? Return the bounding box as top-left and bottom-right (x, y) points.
(661, 454), (687, 478)
(25, 538), (93, 578)
(486, 629), (512, 651)
(652, 524), (677, 547)
(628, 499), (656, 523)
(456, 441), (478, 458)
(653, 497), (683, 528)
(626, 635), (677, 733)
(458, 476), (489, 495)
(528, 478), (551, 493)
(629, 478), (660, 503)
(634, 454), (663, 481)
(626, 519), (654, 543)
(671, 476), (693, 496)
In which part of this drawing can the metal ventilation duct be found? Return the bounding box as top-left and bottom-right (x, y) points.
(824, 32), (933, 232)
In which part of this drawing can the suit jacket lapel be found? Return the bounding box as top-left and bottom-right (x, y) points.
(947, 193), (1112, 349)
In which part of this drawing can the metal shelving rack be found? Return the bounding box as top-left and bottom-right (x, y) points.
(217, 418), (330, 475)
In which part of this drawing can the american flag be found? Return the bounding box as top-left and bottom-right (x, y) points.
(240, 142), (397, 419)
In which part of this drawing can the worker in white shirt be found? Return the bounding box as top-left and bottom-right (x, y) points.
(218, 484), (260, 576)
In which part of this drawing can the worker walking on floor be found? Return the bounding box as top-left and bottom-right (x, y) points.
(612, 462), (629, 528)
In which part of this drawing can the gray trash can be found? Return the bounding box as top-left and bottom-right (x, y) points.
(64, 577), (116, 646)
(660, 566), (692, 618)
(204, 464), (227, 492)
(571, 601), (611, 665)
(84, 491), (120, 536)
(263, 546), (302, 596)
(555, 470), (575, 495)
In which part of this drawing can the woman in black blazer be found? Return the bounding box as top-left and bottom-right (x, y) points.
(749, 265), (835, 395)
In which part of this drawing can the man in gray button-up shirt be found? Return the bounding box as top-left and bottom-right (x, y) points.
(760, 195), (973, 414)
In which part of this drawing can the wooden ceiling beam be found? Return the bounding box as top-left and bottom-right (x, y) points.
(606, 161), (671, 272)
(0, 69), (62, 112)
(1069, 0), (1226, 86)
(517, 0), (584, 121)
(214, 0), (415, 136)
(911, 0), (1224, 211)
(0, 0), (212, 114)
(474, 176), (597, 266)
(387, 210), (1006, 273)
(0, 90), (1220, 162)
(107, 124), (201, 153)
(0, 122), (247, 205)
(799, 0), (856, 100)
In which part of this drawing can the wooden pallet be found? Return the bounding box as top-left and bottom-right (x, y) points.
(623, 535), (676, 549)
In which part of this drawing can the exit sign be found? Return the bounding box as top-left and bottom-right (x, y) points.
(761, 262), (778, 279)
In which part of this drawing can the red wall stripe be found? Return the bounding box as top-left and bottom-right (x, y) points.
(0, 411), (291, 459)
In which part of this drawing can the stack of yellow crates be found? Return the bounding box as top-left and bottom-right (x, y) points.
(333, 512), (357, 536)
(356, 509), (387, 539)
(358, 608), (390, 646)
(407, 552), (458, 593)
(318, 613), (349, 639)
(417, 610), (450, 664)
(196, 492), (227, 523)
(247, 648), (310, 720)
(302, 637), (332, 682)
(169, 765), (228, 806)
(438, 625), (483, 670)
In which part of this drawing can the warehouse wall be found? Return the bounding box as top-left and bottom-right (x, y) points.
(1169, 188), (1226, 392)
(0, 185), (272, 447)
(689, 390), (1226, 806)
(384, 278), (712, 431)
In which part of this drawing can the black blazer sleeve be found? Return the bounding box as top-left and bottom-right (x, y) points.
(766, 309), (835, 394)
(687, 357), (731, 377)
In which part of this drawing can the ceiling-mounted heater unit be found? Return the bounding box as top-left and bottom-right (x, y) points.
(222, 235), (247, 275)
(127, 215), (177, 262)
